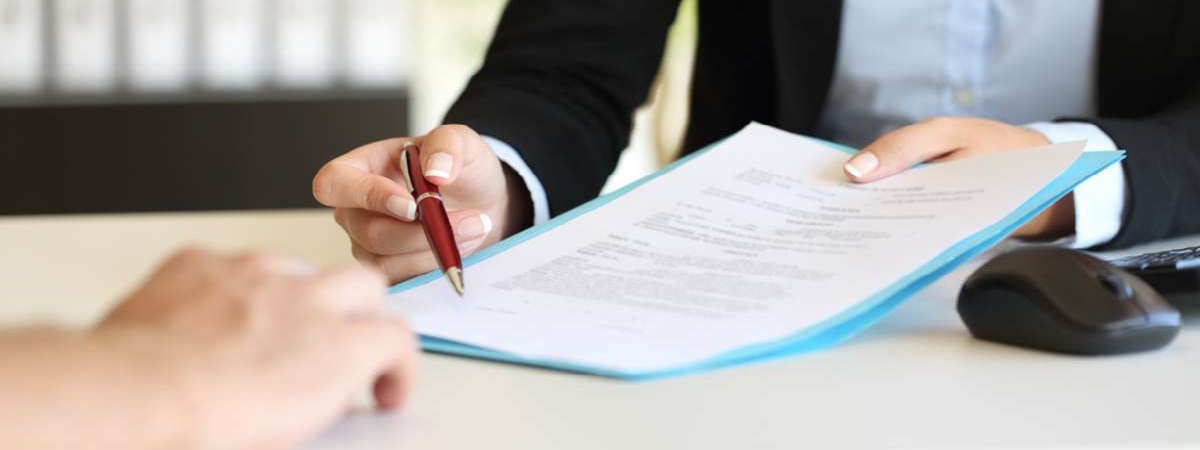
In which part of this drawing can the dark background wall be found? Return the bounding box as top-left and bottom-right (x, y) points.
(0, 95), (408, 215)
(0, 0), (413, 215)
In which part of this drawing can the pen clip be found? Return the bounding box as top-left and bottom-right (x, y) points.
(399, 144), (416, 194)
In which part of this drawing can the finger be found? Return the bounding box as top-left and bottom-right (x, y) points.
(314, 162), (416, 221)
(229, 252), (320, 277)
(302, 265), (389, 314)
(152, 245), (219, 279)
(314, 144), (417, 222)
(340, 208), (494, 256)
(352, 243), (440, 284)
(373, 369), (406, 410)
(342, 316), (419, 411)
(844, 118), (963, 183)
(457, 235), (488, 256)
(162, 245), (215, 266)
(108, 246), (220, 316)
(414, 124), (481, 186)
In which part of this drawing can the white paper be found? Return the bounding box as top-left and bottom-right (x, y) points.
(389, 123), (1085, 373)
(346, 0), (410, 88)
(273, 0), (335, 88)
(127, 0), (190, 92)
(53, 0), (116, 92)
(0, 0), (43, 93)
(199, 0), (265, 90)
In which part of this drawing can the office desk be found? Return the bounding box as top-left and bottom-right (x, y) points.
(1, 210), (1197, 449)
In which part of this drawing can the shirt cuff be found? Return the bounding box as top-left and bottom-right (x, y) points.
(481, 135), (551, 225)
(1024, 121), (1126, 249)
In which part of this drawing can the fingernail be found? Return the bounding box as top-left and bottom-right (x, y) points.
(386, 196), (416, 221)
(456, 213), (492, 240)
(457, 237), (486, 255)
(844, 151), (879, 178)
(280, 258), (320, 277)
(424, 153), (454, 180)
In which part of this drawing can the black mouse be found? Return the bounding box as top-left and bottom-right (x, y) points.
(958, 247), (1181, 355)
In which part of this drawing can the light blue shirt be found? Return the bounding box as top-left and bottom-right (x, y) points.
(819, 0), (1098, 146)
(490, 0), (1126, 248)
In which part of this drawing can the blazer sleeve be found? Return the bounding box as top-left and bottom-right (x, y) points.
(1077, 84), (1200, 249)
(444, 0), (681, 216)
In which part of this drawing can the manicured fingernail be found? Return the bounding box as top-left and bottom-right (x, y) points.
(279, 258), (320, 276)
(291, 265), (319, 277)
(424, 153), (453, 180)
(386, 196), (416, 221)
(457, 237), (486, 255)
(844, 151), (879, 178)
(456, 213), (492, 240)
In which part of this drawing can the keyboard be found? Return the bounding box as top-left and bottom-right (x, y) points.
(1108, 245), (1200, 270)
(1108, 245), (1200, 307)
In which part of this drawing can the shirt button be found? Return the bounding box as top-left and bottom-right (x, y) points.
(953, 88), (975, 107)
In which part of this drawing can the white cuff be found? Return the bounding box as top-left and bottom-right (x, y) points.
(481, 135), (551, 225)
(1025, 121), (1126, 249)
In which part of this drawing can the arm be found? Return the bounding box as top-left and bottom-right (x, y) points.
(1071, 85), (1200, 249)
(0, 249), (416, 449)
(840, 88), (1199, 249)
(1025, 121), (1125, 248)
(485, 136), (550, 225)
(315, 1), (703, 283)
(839, 117), (1104, 243)
(445, 0), (682, 215)
(0, 328), (185, 448)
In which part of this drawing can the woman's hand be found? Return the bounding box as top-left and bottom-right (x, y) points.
(313, 125), (531, 283)
(844, 117), (1074, 240)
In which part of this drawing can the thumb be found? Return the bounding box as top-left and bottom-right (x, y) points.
(415, 124), (483, 186)
(413, 124), (509, 211)
(844, 119), (961, 183)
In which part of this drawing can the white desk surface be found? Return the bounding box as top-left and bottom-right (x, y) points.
(1, 210), (1197, 450)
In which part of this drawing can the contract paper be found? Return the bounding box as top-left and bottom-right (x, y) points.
(388, 123), (1108, 377)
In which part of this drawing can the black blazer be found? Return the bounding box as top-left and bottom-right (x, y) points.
(446, 0), (1200, 249)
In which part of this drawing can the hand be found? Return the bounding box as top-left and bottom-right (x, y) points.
(313, 125), (531, 283)
(94, 248), (418, 449)
(842, 117), (1074, 240)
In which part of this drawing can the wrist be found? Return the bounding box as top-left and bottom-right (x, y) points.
(1015, 193), (1077, 241)
(500, 162), (534, 238)
(92, 328), (202, 448)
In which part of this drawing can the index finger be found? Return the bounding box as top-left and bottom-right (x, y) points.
(343, 316), (419, 411)
(300, 265), (389, 314)
(313, 139), (417, 221)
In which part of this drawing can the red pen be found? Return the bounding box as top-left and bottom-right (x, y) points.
(400, 143), (465, 295)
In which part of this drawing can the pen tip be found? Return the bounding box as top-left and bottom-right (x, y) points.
(446, 267), (465, 296)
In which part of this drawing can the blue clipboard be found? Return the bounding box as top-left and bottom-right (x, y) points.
(390, 134), (1125, 380)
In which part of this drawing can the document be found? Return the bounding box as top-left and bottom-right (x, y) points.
(273, 0), (335, 88)
(127, 0), (189, 92)
(388, 123), (1122, 378)
(0, 0), (43, 93)
(53, 0), (116, 92)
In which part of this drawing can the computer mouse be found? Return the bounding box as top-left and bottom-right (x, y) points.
(957, 247), (1181, 355)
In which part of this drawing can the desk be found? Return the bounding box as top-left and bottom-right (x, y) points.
(1, 210), (1197, 449)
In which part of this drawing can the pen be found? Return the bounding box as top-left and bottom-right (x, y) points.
(400, 143), (465, 295)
